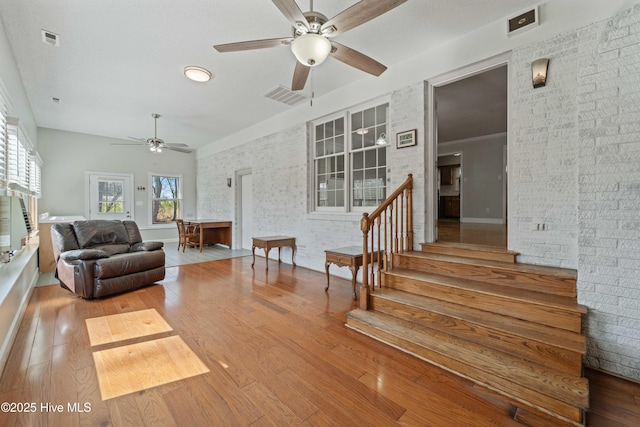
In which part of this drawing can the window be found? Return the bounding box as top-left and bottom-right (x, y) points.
(313, 101), (388, 211)
(150, 174), (182, 224)
(315, 117), (345, 208)
(97, 179), (124, 213)
(0, 91), (7, 191)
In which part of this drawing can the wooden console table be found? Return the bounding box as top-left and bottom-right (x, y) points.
(251, 236), (296, 270)
(325, 246), (379, 300)
(188, 220), (232, 252)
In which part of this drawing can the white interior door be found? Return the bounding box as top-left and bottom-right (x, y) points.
(86, 172), (134, 220)
(240, 173), (253, 250)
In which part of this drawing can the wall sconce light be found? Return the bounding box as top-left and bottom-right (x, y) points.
(226, 178), (232, 187)
(137, 186), (146, 191)
(532, 58), (549, 88)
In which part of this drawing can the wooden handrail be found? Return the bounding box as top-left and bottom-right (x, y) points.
(359, 174), (413, 310)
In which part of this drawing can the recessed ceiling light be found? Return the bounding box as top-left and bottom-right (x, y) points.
(184, 66), (212, 82)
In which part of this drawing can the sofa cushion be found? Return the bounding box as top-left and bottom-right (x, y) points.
(94, 250), (165, 279)
(51, 223), (80, 252)
(131, 241), (164, 252)
(60, 249), (110, 262)
(92, 244), (131, 256)
(73, 220), (130, 249)
(123, 220), (143, 244)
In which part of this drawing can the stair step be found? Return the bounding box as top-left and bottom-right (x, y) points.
(346, 309), (588, 425)
(370, 288), (585, 375)
(383, 268), (586, 332)
(394, 251), (578, 298)
(421, 242), (519, 263)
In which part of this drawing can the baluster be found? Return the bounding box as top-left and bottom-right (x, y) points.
(376, 216), (381, 288)
(369, 223), (375, 290)
(360, 213), (370, 310)
(394, 197), (399, 255)
(400, 192), (405, 251)
(383, 207), (388, 275)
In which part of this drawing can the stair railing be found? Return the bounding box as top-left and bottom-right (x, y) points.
(359, 173), (413, 310)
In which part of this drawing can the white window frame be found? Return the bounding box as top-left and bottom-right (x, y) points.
(148, 172), (183, 228)
(311, 97), (389, 213)
(0, 82), (11, 192)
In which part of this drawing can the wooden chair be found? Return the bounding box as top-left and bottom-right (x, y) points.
(176, 219), (201, 252)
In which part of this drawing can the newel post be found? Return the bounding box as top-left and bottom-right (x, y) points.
(360, 213), (370, 310)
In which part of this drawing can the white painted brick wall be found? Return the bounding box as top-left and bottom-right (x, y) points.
(576, 4), (640, 381)
(512, 3), (640, 381)
(197, 83), (426, 282)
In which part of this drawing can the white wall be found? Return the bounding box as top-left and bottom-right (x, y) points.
(37, 128), (197, 240)
(196, 1), (640, 382)
(439, 134), (506, 223)
(508, 3), (640, 380)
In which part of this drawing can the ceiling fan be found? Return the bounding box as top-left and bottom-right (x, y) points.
(213, 0), (407, 91)
(113, 114), (193, 154)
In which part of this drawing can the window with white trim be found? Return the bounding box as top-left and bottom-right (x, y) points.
(313, 101), (388, 212)
(0, 93), (7, 191)
(149, 173), (182, 224)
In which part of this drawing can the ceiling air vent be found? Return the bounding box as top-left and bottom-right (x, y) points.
(41, 30), (60, 46)
(507, 7), (538, 37)
(263, 85), (309, 106)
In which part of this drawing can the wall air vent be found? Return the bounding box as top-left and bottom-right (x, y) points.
(41, 30), (60, 46)
(507, 7), (538, 37)
(263, 85), (309, 106)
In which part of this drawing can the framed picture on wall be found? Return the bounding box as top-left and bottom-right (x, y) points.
(396, 129), (417, 148)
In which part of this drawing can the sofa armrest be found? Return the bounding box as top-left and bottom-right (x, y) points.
(131, 241), (164, 252)
(60, 249), (110, 262)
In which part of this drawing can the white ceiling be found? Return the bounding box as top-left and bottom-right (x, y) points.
(0, 0), (537, 151)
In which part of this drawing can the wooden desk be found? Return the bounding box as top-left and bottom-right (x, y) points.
(251, 236), (296, 271)
(188, 220), (232, 252)
(325, 246), (379, 300)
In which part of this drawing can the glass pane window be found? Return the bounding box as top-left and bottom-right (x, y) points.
(314, 117), (345, 208)
(312, 102), (388, 212)
(350, 103), (388, 208)
(97, 179), (124, 213)
(151, 174), (181, 224)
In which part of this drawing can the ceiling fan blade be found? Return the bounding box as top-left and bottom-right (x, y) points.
(321, 0), (407, 37)
(112, 141), (146, 146)
(330, 42), (387, 76)
(163, 143), (190, 148)
(127, 137), (149, 143)
(164, 146), (193, 154)
(292, 62), (310, 91)
(214, 37), (292, 53)
(272, 0), (308, 29)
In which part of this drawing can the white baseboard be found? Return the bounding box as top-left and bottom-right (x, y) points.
(460, 217), (505, 225)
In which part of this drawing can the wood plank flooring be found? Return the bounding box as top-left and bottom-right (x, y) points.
(438, 219), (507, 248)
(1, 257), (638, 426)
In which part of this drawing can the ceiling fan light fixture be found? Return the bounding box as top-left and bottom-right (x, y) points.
(291, 34), (331, 66)
(184, 66), (212, 82)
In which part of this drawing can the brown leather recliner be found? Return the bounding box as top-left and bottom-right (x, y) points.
(50, 220), (165, 298)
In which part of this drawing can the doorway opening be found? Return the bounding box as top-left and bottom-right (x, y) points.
(236, 169), (253, 250)
(430, 58), (509, 248)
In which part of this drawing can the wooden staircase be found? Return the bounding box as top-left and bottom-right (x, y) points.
(346, 242), (589, 426)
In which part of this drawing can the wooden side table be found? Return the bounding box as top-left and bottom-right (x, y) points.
(325, 246), (378, 300)
(251, 236), (296, 270)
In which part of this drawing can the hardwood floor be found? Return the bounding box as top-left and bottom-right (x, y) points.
(438, 219), (507, 248)
(1, 257), (639, 426)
